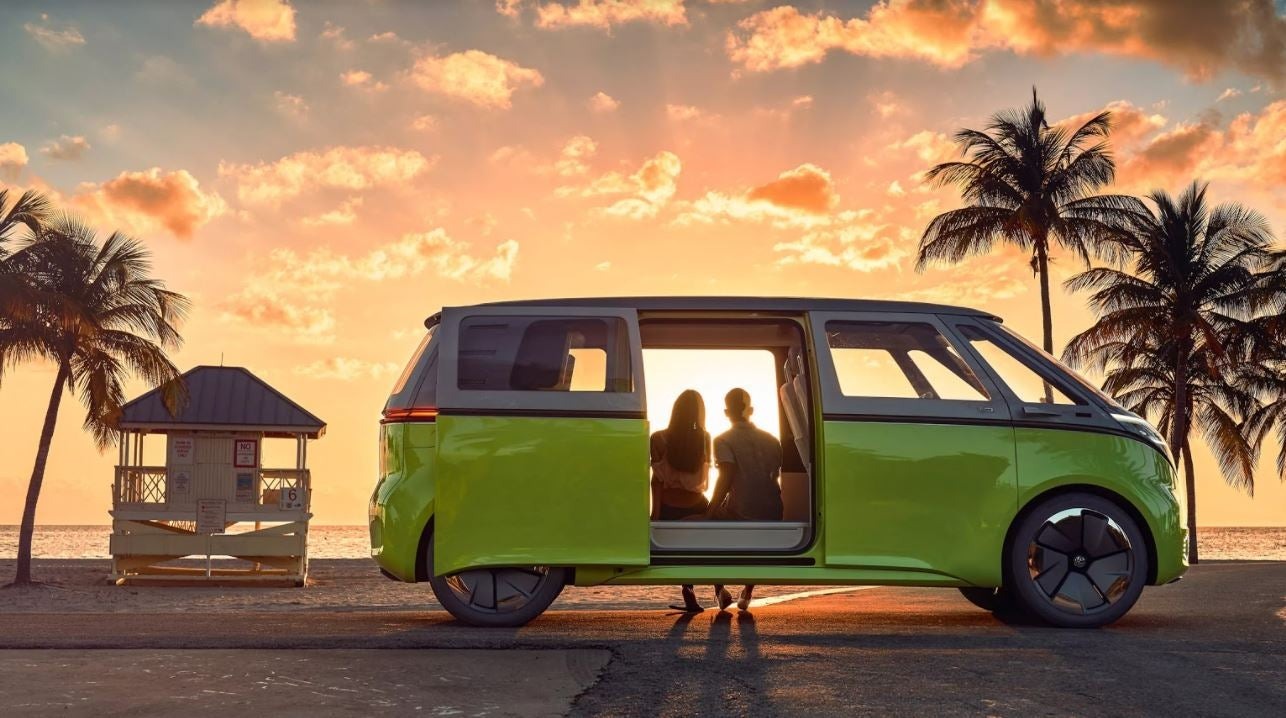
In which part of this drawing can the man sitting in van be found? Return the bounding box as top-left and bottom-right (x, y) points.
(707, 387), (784, 610)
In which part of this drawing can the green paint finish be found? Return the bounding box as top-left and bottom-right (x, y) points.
(433, 414), (651, 576)
(369, 422), (439, 581)
(821, 421), (1017, 585)
(1015, 427), (1187, 584)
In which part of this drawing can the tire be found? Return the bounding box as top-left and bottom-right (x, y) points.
(1006, 492), (1149, 628)
(425, 535), (567, 627)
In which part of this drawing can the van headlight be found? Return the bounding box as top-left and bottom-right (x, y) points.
(1111, 412), (1174, 468)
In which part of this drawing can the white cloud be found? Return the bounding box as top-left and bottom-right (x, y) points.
(560, 150), (683, 219)
(274, 91), (309, 119)
(40, 135), (91, 161)
(24, 14), (85, 51)
(587, 91), (620, 113)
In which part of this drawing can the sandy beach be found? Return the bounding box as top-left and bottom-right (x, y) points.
(0, 558), (825, 614)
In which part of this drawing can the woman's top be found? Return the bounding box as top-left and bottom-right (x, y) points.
(649, 429), (711, 494)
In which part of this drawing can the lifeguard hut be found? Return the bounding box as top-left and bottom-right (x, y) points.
(110, 366), (325, 585)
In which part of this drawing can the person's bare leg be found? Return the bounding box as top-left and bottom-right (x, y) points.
(715, 584), (734, 610)
(669, 584), (703, 612)
(737, 585), (755, 611)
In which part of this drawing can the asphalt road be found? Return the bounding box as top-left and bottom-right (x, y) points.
(1, 561), (1283, 717)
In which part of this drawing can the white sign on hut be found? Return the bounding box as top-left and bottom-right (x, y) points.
(110, 366), (326, 585)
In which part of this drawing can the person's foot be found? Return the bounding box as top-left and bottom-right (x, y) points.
(716, 586), (734, 611)
(737, 587), (754, 611)
(669, 586), (704, 613)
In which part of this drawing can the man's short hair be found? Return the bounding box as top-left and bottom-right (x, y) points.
(725, 388), (751, 418)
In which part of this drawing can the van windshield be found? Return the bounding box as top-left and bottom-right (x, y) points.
(385, 325), (439, 413)
(986, 320), (1124, 410)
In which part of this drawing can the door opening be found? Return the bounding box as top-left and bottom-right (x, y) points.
(640, 318), (813, 553)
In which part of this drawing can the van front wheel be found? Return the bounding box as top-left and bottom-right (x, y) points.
(1007, 492), (1148, 628)
(425, 537), (567, 627)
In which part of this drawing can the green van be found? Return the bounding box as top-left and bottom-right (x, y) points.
(369, 297), (1187, 628)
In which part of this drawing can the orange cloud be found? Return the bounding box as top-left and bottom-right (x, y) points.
(71, 168), (227, 239)
(221, 229), (518, 343)
(408, 50), (544, 109)
(775, 222), (914, 273)
(562, 150), (683, 219)
(746, 164), (838, 214)
(533, 1), (687, 30)
(301, 197), (363, 227)
(889, 130), (957, 164)
(294, 357), (400, 381)
(196, 0), (296, 43)
(340, 70), (388, 92)
(218, 146), (435, 205)
(727, 1), (1286, 82)
(727, 3), (984, 72)
(1054, 100), (1167, 149)
(0, 143), (28, 178)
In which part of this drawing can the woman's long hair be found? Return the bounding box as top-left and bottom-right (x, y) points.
(665, 389), (706, 472)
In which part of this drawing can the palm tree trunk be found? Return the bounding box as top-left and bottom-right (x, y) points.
(1035, 242), (1055, 403)
(1182, 437), (1198, 564)
(12, 360), (70, 585)
(1172, 345), (1194, 564)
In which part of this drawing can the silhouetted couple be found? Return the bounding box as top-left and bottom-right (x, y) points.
(650, 387), (783, 612)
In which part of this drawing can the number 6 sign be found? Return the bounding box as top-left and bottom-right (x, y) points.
(278, 486), (306, 511)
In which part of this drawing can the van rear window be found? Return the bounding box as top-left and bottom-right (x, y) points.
(458, 316), (631, 392)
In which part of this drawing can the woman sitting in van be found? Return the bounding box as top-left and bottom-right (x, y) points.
(651, 389), (711, 612)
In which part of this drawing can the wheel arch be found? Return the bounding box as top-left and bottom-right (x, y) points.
(414, 515), (435, 582)
(1004, 484), (1160, 586)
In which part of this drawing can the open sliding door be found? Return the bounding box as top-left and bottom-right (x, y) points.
(433, 305), (650, 576)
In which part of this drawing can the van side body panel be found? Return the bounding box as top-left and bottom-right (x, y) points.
(1015, 427), (1187, 584)
(369, 422), (438, 581)
(820, 421), (1018, 586)
(434, 414), (650, 577)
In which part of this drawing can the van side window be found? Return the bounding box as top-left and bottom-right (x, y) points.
(957, 325), (1077, 405)
(825, 321), (989, 401)
(458, 316), (632, 392)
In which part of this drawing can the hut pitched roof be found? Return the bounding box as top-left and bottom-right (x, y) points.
(119, 366), (326, 438)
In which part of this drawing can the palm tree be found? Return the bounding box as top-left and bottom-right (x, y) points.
(1063, 182), (1279, 563)
(0, 218), (188, 586)
(918, 88), (1141, 361)
(0, 189), (53, 317)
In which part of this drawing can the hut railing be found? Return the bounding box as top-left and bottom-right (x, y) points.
(114, 466), (168, 505)
(260, 468), (311, 510)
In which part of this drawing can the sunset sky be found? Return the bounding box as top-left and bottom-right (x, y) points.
(3, 0), (1286, 526)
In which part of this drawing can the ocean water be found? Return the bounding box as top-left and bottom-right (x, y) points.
(2, 525), (1284, 560)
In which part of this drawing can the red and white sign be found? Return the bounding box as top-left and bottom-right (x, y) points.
(234, 439), (258, 468)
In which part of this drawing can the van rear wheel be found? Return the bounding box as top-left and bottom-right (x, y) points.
(957, 586), (1011, 613)
(1007, 493), (1148, 628)
(425, 536), (567, 627)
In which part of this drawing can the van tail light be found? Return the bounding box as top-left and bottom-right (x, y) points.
(382, 406), (439, 423)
